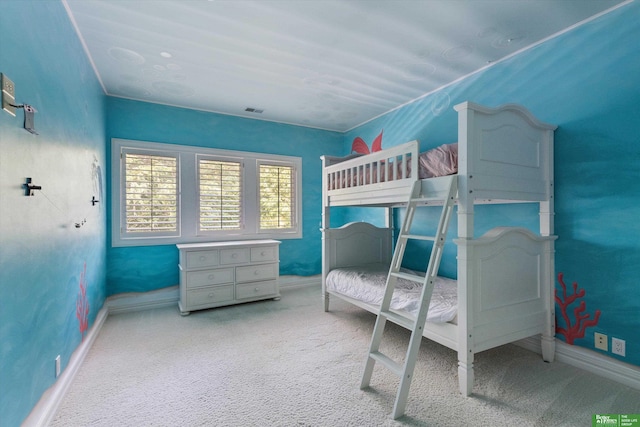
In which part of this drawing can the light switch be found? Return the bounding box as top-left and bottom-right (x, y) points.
(2, 73), (16, 116)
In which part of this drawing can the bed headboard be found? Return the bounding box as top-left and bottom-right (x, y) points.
(323, 222), (392, 270)
(455, 102), (557, 203)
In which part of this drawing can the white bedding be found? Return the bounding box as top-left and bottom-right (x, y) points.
(325, 263), (457, 323)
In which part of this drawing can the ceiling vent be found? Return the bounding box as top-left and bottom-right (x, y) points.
(244, 107), (264, 114)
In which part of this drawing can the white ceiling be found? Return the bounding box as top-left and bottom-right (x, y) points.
(63, 0), (626, 132)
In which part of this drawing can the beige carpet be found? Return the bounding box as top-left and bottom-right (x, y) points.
(51, 285), (640, 426)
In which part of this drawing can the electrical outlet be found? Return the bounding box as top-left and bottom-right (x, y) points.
(55, 355), (61, 378)
(611, 338), (625, 357)
(594, 332), (608, 351)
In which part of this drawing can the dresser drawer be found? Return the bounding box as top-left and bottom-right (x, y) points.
(186, 285), (234, 307)
(236, 280), (277, 300)
(251, 246), (278, 262)
(220, 248), (250, 265)
(236, 263), (278, 283)
(185, 250), (219, 269)
(186, 268), (234, 288)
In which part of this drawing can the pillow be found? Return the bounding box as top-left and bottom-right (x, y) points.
(418, 143), (458, 178)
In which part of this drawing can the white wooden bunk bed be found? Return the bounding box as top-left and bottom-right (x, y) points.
(321, 101), (558, 416)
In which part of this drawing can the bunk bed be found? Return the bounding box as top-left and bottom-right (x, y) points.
(321, 101), (558, 399)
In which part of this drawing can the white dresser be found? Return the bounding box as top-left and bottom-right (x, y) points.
(177, 240), (281, 315)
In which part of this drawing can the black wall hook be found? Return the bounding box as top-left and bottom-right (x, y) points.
(24, 177), (41, 196)
(91, 196), (99, 206)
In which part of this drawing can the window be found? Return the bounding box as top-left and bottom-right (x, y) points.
(198, 157), (243, 231)
(122, 149), (179, 237)
(259, 163), (296, 231)
(112, 139), (302, 247)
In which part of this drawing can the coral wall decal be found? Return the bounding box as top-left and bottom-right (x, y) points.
(76, 262), (89, 340)
(351, 130), (383, 154)
(554, 272), (601, 344)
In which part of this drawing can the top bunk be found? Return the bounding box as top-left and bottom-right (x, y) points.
(321, 101), (557, 208)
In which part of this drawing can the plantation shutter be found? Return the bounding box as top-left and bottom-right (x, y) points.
(123, 151), (179, 234)
(199, 158), (243, 231)
(259, 163), (296, 230)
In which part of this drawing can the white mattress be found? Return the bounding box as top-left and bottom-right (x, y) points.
(326, 263), (457, 323)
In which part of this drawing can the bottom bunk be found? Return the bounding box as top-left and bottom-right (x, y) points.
(322, 221), (556, 395)
(326, 263), (458, 323)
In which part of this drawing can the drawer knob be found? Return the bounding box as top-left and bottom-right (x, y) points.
(254, 270), (259, 275)
(208, 292), (215, 298)
(232, 253), (237, 258)
(208, 274), (215, 280)
(254, 287), (259, 292)
(261, 251), (266, 256)
(199, 256), (206, 261)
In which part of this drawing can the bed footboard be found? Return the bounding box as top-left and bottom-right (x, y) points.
(456, 226), (556, 364)
(454, 227), (556, 395)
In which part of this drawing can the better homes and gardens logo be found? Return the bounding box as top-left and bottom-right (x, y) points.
(593, 415), (640, 427)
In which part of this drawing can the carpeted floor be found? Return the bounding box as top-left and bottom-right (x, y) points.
(51, 285), (640, 426)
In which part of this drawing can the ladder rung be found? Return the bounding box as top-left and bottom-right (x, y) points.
(381, 309), (415, 330)
(401, 234), (436, 242)
(411, 197), (443, 203)
(390, 271), (425, 283)
(369, 351), (403, 377)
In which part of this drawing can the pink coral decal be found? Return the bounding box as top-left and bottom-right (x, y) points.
(351, 130), (383, 154)
(76, 262), (89, 340)
(554, 272), (601, 345)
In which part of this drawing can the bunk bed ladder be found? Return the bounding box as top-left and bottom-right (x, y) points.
(360, 175), (457, 419)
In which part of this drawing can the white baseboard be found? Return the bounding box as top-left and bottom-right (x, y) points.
(105, 276), (320, 315)
(22, 306), (109, 427)
(106, 285), (179, 314)
(516, 336), (640, 391)
(279, 274), (321, 289)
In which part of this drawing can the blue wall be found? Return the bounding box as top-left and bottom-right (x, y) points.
(106, 98), (343, 295)
(342, 2), (640, 366)
(0, 2), (107, 426)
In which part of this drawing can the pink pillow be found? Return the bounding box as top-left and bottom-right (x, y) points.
(418, 143), (458, 178)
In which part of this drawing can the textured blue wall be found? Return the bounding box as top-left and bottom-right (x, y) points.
(0, 2), (106, 426)
(106, 98), (343, 295)
(342, 3), (640, 366)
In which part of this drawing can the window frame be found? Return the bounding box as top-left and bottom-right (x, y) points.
(111, 138), (302, 247)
